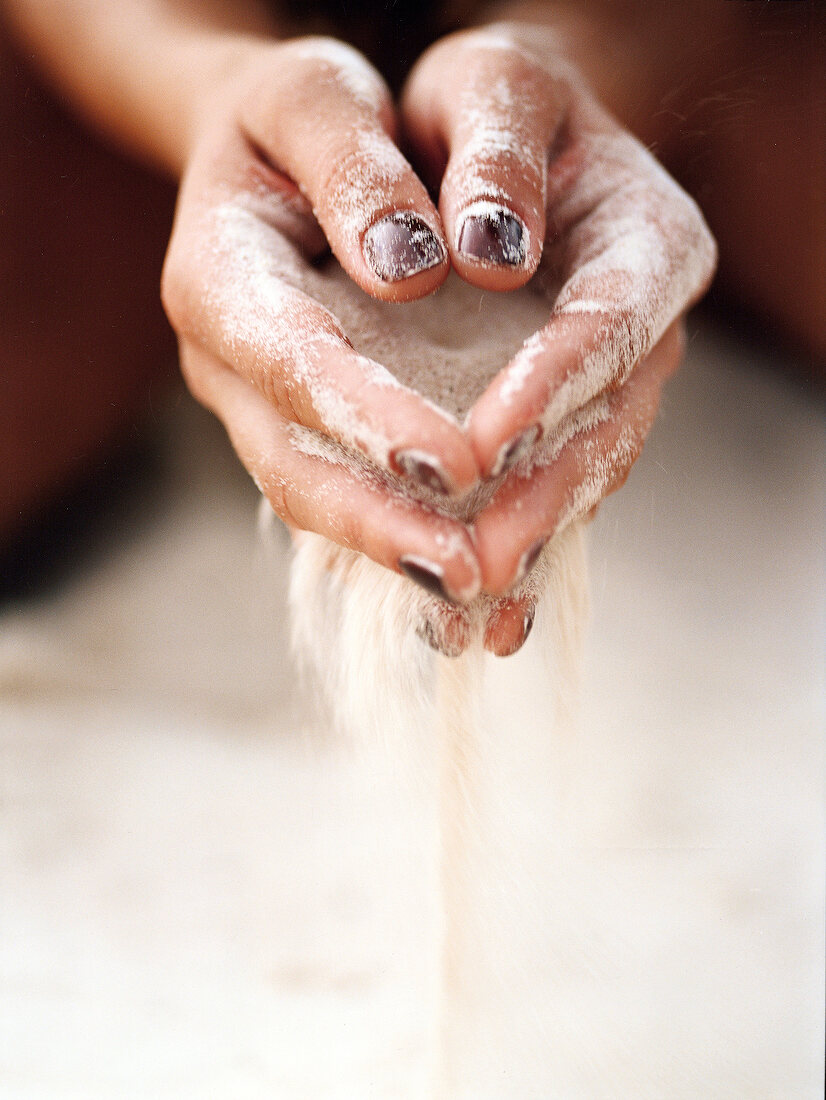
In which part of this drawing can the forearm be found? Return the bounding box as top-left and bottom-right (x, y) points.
(1, 0), (280, 175)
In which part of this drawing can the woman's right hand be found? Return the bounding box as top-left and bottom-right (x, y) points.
(161, 36), (484, 606)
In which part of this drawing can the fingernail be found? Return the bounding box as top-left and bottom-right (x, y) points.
(417, 618), (440, 652)
(457, 202), (526, 266)
(488, 424), (540, 478)
(363, 211), (446, 282)
(496, 608), (535, 658)
(416, 619), (463, 658)
(392, 449), (453, 495)
(398, 555), (457, 604)
(515, 537), (547, 585)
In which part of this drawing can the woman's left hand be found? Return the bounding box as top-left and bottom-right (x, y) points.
(401, 24), (716, 655)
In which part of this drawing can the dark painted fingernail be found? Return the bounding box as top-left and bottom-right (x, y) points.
(489, 424), (540, 478)
(416, 619), (463, 658)
(417, 618), (440, 652)
(363, 212), (446, 282)
(457, 202), (526, 266)
(516, 537), (547, 585)
(392, 449), (453, 495)
(398, 555), (456, 604)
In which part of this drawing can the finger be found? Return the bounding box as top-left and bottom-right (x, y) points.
(181, 343), (482, 604)
(414, 594), (535, 658)
(240, 38), (448, 300)
(163, 193), (478, 495)
(416, 603), (474, 658)
(473, 322), (683, 595)
(481, 593), (536, 657)
(467, 126), (716, 476)
(403, 28), (565, 290)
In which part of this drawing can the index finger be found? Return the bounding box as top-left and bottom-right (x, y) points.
(241, 38), (450, 301)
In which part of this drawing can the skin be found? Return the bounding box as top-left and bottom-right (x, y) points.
(1, 0), (822, 655)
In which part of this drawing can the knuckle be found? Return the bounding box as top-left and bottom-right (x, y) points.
(460, 27), (561, 100)
(263, 370), (302, 424)
(694, 216), (719, 288)
(660, 186), (719, 293)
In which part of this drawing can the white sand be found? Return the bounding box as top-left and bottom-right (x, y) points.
(0, 321), (823, 1098)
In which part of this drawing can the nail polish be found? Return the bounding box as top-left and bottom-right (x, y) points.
(457, 202), (526, 266)
(392, 449), (452, 495)
(398, 555), (456, 604)
(516, 537), (547, 585)
(416, 618), (440, 652)
(416, 619), (463, 658)
(496, 608), (535, 658)
(363, 212), (446, 282)
(489, 424), (540, 478)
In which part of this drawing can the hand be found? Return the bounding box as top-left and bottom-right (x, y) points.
(401, 24), (717, 650)
(161, 36), (485, 607)
(415, 324), (684, 659)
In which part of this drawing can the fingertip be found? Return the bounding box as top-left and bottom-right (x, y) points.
(249, 39), (451, 303)
(402, 30), (555, 292)
(483, 598), (535, 657)
(468, 388), (545, 481)
(360, 209), (450, 301)
(398, 555), (479, 607)
(486, 424), (542, 480)
(449, 199), (543, 291)
(390, 445), (477, 497)
(466, 312), (602, 479)
(473, 472), (558, 597)
(417, 606), (472, 657)
(476, 530), (534, 600)
(363, 380), (479, 495)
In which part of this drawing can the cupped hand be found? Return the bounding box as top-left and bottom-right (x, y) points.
(161, 36), (485, 606)
(416, 323), (684, 659)
(402, 24), (717, 621)
(163, 28), (717, 662)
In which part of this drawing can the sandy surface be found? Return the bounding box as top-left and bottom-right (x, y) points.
(1, 320), (823, 1098)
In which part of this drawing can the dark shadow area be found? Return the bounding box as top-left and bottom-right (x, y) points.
(702, 291), (826, 401)
(0, 438), (165, 607)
